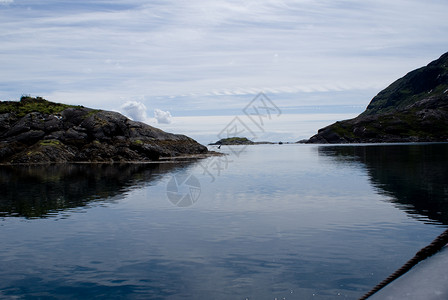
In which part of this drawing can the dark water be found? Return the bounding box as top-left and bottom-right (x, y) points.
(1, 143), (447, 299)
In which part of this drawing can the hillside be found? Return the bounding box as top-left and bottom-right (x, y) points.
(306, 52), (448, 143)
(0, 96), (207, 164)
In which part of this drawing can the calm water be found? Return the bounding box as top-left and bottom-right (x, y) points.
(1, 143), (448, 299)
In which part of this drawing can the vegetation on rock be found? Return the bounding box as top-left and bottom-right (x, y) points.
(0, 96), (77, 117)
(210, 137), (255, 145)
(306, 52), (448, 143)
(0, 96), (207, 163)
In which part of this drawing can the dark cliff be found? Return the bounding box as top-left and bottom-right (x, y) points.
(0, 96), (207, 164)
(307, 52), (448, 143)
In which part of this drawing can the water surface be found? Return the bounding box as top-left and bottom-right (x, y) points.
(1, 143), (447, 299)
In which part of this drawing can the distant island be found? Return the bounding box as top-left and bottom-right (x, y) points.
(210, 137), (283, 145)
(305, 52), (448, 143)
(0, 96), (208, 164)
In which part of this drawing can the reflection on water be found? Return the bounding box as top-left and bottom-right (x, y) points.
(0, 163), (192, 219)
(319, 143), (448, 225)
(0, 144), (447, 299)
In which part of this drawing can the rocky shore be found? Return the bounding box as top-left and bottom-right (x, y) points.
(306, 52), (448, 143)
(0, 96), (208, 164)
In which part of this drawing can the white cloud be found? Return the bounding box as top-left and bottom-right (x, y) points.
(120, 101), (148, 122)
(154, 109), (172, 124)
(0, 0), (13, 4)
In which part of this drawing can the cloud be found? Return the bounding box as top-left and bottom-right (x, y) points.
(154, 109), (172, 124)
(120, 101), (172, 125)
(120, 101), (148, 122)
(0, 0), (448, 115)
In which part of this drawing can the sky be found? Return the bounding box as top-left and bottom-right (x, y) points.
(1, 0), (447, 144)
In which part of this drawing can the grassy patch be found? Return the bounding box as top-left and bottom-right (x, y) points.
(331, 122), (356, 139)
(0, 96), (78, 117)
(39, 140), (62, 147)
(84, 109), (101, 118)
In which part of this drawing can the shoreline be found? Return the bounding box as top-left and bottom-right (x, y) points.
(0, 151), (223, 166)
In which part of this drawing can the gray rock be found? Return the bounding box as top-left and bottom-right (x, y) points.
(13, 130), (46, 145)
(0, 96), (207, 163)
(44, 115), (63, 132)
(63, 127), (88, 142)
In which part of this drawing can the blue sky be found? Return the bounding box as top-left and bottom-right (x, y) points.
(1, 0), (447, 143)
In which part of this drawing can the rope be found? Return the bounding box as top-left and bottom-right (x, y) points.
(359, 229), (448, 300)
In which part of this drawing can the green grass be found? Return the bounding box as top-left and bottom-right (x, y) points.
(39, 140), (62, 147)
(84, 109), (101, 118)
(331, 122), (356, 139)
(0, 96), (78, 117)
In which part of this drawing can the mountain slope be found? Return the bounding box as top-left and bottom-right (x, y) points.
(307, 52), (448, 143)
(0, 96), (207, 163)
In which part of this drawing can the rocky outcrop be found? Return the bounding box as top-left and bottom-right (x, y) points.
(306, 52), (448, 143)
(0, 96), (207, 164)
(210, 137), (276, 145)
(210, 137), (255, 145)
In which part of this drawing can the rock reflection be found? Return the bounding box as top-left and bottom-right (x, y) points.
(0, 162), (192, 219)
(318, 143), (448, 225)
